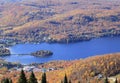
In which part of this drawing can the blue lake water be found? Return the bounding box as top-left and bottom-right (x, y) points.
(3, 36), (120, 64)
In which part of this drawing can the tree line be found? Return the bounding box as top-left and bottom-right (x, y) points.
(1, 70), (119, 83)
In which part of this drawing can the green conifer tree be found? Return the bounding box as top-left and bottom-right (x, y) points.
(41, 72), (47, 83)
(1, 78), (12, 83)
(104, 77), (109, 83)
(18, 70), (27, 83)
(28, 71), (38, 83)
(64, 74), (68, 83)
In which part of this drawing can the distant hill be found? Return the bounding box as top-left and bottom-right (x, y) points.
(0, 0), (22, 3)
(0, 0), (120, 43)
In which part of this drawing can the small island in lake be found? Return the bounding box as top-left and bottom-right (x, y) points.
(0, 48), (11, 56)
(31, 50), (53, 57)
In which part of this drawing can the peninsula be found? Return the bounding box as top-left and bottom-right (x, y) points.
(0, 48), (11, 56)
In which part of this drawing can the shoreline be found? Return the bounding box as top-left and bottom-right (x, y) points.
(1, 52), (120, 69)
(0, 36), (120, 65)
(2, 35), (120, 48)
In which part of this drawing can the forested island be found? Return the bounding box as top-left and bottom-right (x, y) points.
(31, 50), (53, 57)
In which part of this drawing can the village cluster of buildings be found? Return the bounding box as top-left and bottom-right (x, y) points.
(10, 65), (60, 72)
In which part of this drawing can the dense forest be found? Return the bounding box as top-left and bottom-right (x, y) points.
(1, 70), (120, 83)
(0, 53), (120, 83)
(0, 0), (120, 82)
(0, 0), (120, 44)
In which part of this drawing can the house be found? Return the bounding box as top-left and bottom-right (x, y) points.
(97, 74), (103, 79)
(23, 66), (35, 72)
(47, 68), (55, 71)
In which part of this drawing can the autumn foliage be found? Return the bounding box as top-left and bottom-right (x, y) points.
(0, 53), (120, 83)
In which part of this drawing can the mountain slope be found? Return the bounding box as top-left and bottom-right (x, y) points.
(1, 53), (120, 83)
(37, 53), (120, 83)
(0, 0), (120, 43)
(0, 0), (22, 3)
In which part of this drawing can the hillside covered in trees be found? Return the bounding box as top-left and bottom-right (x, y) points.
(0, 53), (120, 83)
(0, 0), (120, 43)
(0, 0), (120, 82)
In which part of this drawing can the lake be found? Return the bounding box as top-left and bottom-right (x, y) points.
(2, 36), (120, 64)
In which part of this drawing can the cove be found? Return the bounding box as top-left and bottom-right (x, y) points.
(2, 36), (120, 64)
